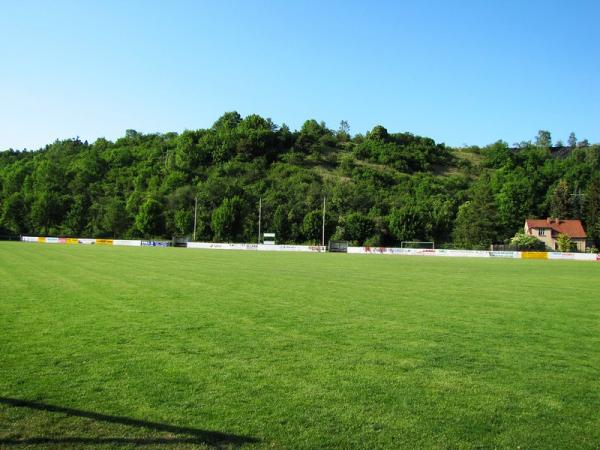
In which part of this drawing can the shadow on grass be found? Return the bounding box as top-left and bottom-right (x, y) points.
(0, 397), (258, 447)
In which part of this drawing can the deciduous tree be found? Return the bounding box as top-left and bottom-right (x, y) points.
(453, 175), (499, 249)
(211, 196), (243, 242)
(135, 197), (164, 237)
(549, 180), (571, 219)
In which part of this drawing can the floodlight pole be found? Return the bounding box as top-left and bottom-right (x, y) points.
(322, 197), (326, 247)
(258, 197), (262, 244)
(193, 196), (198, 241)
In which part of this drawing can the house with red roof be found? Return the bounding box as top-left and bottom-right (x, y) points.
(524, 218), (587, 252)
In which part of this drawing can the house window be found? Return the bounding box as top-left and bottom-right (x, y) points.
(538, 229), (545, 236)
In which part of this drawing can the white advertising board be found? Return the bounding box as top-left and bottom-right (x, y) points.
(257, 244), (325, 252)
(187, 242), (257, 250)
(141, 241), (170, 247)
(548, 252), (576, 260)
(435, 249), (491, 258)
(187, 242), (325, 252)
(347, 246), (404, 255)
(348, 247), (495, 258)
(489, 251), (521, 258)
(548, 252), (598, 261)
(113, 240), (142, 247)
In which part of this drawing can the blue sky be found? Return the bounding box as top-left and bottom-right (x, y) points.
(1, 0), (599, 150)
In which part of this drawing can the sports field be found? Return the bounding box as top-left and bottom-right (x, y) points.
(1, 243), (599, 449)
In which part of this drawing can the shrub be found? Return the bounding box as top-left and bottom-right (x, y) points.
(556, 233), (574, 252)
(510, 232), (545, 250)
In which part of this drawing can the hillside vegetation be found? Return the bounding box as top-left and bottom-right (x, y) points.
(1, 112), (599, 248)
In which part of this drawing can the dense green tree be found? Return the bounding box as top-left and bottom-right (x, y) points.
(102, 198), (129, 238)
(483, 141), (513, 168)
(211, 196), (243, 242)
(135, 198), (164, 237)
(585, 175), (600, 247)
(30, 191), (64, 235)
(63, 195), (89, 236)
(173, 209), (193, 237)
(549, 179), (571, 219)
(302, 210), (323, 244)
(453, 176), (499, 249)
(536, 130), (552, 148)
(1, 192), (27, 233)
(302, 210), (335, 244)
(494, 168), (536, 236)
(213, 111), (242, 130)
(336, 212), (375, 245)
(295, 120), (333, 158)
(272, 205), (290, 243)
(388, 205), (428, 243)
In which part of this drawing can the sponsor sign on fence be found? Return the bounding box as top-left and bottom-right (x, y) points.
(187, 242), (325, 252)
(548, 252), (576, 260)
(435, 249), (491, 258)
(548, 252), (598, 261)
(21, 236), (145, 247)
(521, 252), (548, 260)
(489, 251), (521, 258)
(113, 240), (142, 247)
(257, 244), (325, 252)
(186, 242), (253, 250)
(572, 252), (597, 261)
(348, 247), (497, 258)
(141, 241), (171, 247)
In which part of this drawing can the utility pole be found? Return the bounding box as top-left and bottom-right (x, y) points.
(322, 197), (326, 247)
(258, 197), (262, 244)
(193, 196), (198, 241)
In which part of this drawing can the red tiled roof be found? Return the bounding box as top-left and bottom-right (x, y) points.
(526, 218), (587, 238)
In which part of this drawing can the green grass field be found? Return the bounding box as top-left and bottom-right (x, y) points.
(1, 243), (599, 449)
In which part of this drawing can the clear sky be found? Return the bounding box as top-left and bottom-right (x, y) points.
(1, 0), (599, 150)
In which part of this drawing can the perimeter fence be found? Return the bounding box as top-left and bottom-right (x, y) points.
(18, 236), (600, 262)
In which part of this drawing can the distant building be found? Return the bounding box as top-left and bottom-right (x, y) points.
(524, 218), (587, 252)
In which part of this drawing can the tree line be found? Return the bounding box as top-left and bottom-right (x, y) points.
(1, 112), (599, 249)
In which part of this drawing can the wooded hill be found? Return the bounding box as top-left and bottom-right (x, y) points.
(1, 112), (599, 249)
